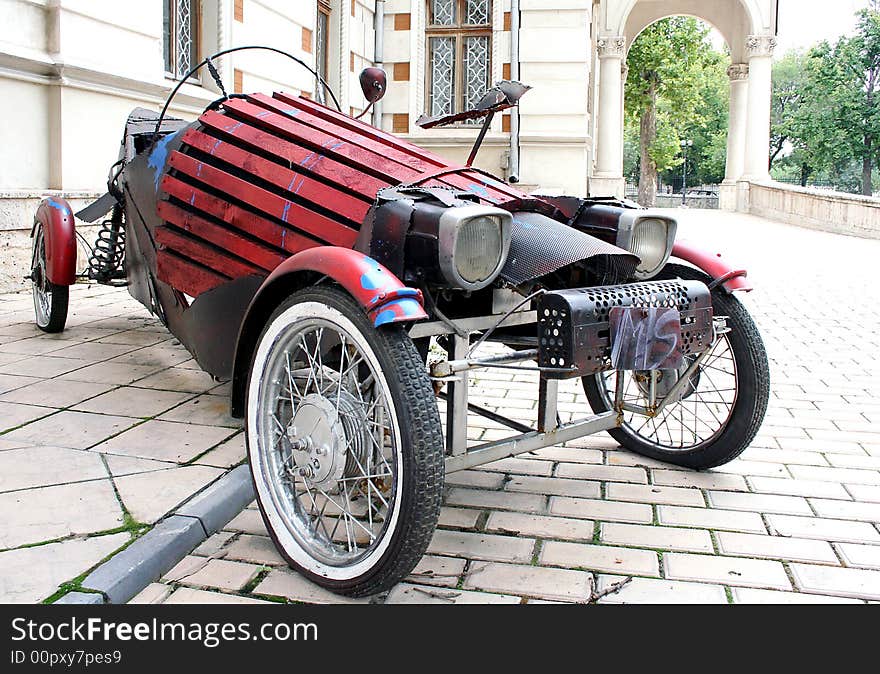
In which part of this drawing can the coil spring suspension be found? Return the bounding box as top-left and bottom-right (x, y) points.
(88, 207), (127, 285)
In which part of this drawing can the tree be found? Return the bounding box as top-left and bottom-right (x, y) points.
(625, 17), (728, 206)
(786, 5), (880, 195)
(770, 51), (807, 170)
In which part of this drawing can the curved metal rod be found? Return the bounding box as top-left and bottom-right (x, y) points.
(152, 45), (341, 143)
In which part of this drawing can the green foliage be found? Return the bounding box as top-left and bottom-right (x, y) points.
(624, 17), (730, 200)
(770, 50), (809, 168)
(773, 6), (880, 194)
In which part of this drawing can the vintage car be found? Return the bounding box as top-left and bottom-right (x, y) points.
(29, 47), (769, 597)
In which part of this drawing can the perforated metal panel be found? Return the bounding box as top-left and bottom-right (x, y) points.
(499, 211), (639, 285)
(537, 280), (714, 378)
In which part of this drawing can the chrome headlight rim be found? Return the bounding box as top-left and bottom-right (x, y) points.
(615, 211), (678, 280)
(438, 205), (512, 291)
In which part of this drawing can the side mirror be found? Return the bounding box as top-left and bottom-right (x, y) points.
(359, 68), (387, 104)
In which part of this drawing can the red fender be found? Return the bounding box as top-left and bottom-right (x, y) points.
(261, 247), (428, 326)
(229, 247), (428, 418)
(671, 239), (752, 293)
(32, 198), (77, 286)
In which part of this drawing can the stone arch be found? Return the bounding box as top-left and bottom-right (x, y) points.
(621, 0), (757, 62)
(590, 0), (778, 206)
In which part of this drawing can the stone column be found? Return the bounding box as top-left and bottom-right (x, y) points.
(742, 35), (776, 181)
(720, 63), (749, 210)
(590, 35), (626, 197)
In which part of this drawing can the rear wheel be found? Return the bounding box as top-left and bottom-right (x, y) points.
(582, 264), (769, 469)
(246, 285), (444, 596)
(31, 223), (68, 333)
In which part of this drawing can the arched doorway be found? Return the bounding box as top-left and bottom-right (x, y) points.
(590, 0), (778, 209)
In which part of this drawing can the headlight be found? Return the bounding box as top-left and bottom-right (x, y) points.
(616, 213), (677, 279)
(438, 205), (512, 291)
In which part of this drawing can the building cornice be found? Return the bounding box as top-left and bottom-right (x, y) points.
(0, 49), (218, 114)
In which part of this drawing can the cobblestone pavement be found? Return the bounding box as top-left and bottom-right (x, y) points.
(3, 210), (880, 604)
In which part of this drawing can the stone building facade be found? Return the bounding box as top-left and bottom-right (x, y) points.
(0, 0), (778, 289)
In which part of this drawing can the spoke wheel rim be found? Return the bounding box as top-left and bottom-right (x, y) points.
(31, 226), (52, 327)
(598, 334), (739, 452)
(250, 302), (403, 579)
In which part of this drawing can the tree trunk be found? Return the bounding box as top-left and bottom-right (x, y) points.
(637, 84), (658, 207)
(800, 163), (810, 187)
(863, 137), (873, 196)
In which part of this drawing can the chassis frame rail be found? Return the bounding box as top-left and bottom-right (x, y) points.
(412, 310), (621, 474)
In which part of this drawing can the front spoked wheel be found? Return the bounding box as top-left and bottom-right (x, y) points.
(31, 223), (68, 333)
(583, 264), (769, 469)
(246, 286), (444, 596)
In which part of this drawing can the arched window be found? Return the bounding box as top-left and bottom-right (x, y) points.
(426, 0), (492, 120)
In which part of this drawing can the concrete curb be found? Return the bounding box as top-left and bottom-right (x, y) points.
(55, 592), (104, 605)
(76, 465), (255, 604)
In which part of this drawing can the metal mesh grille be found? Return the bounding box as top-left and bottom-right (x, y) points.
(465, 0), (490, 25)
(500, 211), (639, 285)
(431, 0), (456, 25)
(174, 0), (194, 78)
(463, 36), (489, 124)
(429, 37), (455, 116)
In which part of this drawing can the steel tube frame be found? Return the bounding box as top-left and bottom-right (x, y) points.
(445, 412), (617, 473)
(424, 310), (620, 472)
(427, 311), (723, 474)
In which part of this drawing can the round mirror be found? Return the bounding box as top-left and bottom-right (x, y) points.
(359, 67), (387, 104)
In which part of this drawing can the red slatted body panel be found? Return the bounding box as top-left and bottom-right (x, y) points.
(156, 227), (262, 279)
(157, 201), (286, 272)
(161, 175), (319, 256)
(155, 90), (531, 298)
(167, 151), (358, 247)
(270, 92), (526, 202)
(197, 110), (389, 197)
(157, 253), (228, 298)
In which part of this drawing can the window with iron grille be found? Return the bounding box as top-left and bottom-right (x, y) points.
(163, 0), (200, 80)
(426, 0), (492, 124)
(316, 0), (331, 98)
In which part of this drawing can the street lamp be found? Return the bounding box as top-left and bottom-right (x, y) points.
(680, 139), (693, 206)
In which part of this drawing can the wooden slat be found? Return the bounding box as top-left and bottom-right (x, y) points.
(157, 201), (285, 272)
(181, 128), (369, 225)
(270, 93), (523, 203)
(248, 93), (437, 173)
(275, 93), (525, 199)
(168, 151), (358, 248)
(220, 99), (424, 184)
(156, 227), (262, 279)
(198, 110), (388, 199)
(161, 174), (319, 255)
(157, 251), (228, 298)
(202, 103), (520, 207)
(275, 92), (446, 162)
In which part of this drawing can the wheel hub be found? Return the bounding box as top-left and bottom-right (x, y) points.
(634, 359), (700, 403)
(32, 263), (44, 290)
(287, 390), (371, 491)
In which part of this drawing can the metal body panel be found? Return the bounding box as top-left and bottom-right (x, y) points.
(501, 211), (637, 286)
(537, 279), (714, 378)
(33, 198), (77, 286)
(256, 246), (428, 326)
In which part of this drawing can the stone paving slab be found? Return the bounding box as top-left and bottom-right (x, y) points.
(2, 211), (880, 604)
(0, 285), (243, 602)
